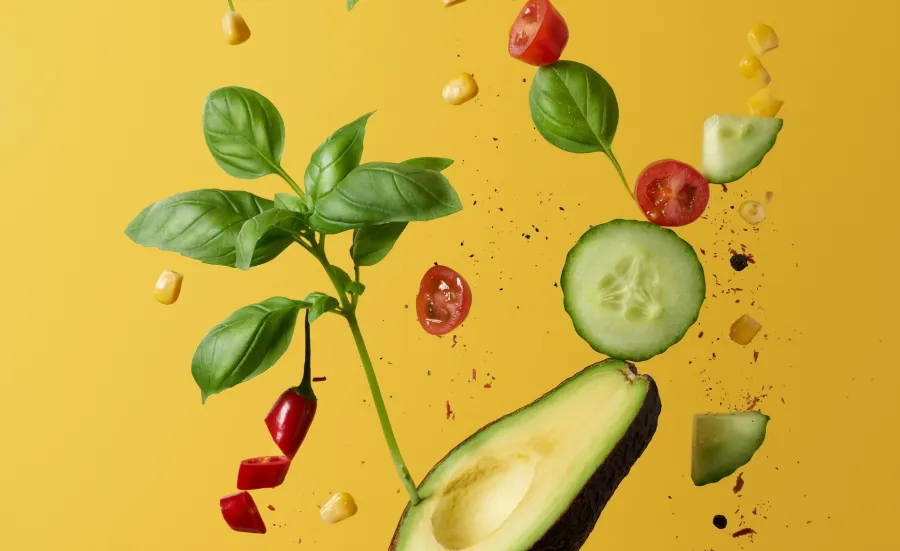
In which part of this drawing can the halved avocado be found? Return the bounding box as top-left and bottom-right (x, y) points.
(389, 359), (661, 551)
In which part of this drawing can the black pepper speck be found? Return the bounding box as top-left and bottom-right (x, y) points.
(730, 253), (749, 271)
(713, 515), (728, 529)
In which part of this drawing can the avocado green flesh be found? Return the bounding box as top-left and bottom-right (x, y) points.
(391, 360), (658, 551)
(692, 412), (770, 486)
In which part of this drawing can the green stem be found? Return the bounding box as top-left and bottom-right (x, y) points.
(346, 313), (421, 506)
(227, 0), (236, 11)
(275, 165), (306, 203)
(606, 151), (633, 200)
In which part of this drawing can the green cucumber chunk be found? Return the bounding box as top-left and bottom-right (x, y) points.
(692, 412), (770, 486)
(702, 114), (783, 184)
(561, 219), (705, 362)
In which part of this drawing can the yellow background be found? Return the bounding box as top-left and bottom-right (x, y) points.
(1, 0), (896, 549)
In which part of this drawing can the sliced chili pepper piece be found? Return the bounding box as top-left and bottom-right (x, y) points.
(265, 314), (318, 458)
(237, 456), (291, 490)
(220, 491), (266, 534)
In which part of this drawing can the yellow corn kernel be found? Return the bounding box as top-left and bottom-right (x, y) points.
(442, 73), (478, 105)
(730, 314), (762, 346)
(747, 87), (784, 117)
(748, 24), (779, 55)
(443, 0), (468, 5)
(739, 201), (766, 225)
(738, 54), (770, 85)
(153, 269), (183, 305)
(222, 12), (251, 46)
(320, 492), (357, 524)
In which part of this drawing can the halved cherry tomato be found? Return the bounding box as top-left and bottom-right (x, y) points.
(220, 491), (266, 534)
(237, 456), (291, 490)
(508, 0), (569, 67)
(635, 160), (710, 227)
(416, 265), (472, 336)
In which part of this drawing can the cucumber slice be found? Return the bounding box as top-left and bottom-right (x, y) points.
(692, 412), (770, 486)
(702, 115), (783, 184)
(561, 219), (705, 362)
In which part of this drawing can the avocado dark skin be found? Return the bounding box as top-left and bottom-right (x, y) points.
(388, 360), (662, 551)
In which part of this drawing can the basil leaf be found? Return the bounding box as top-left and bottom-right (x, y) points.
(304, 112), (373, 209)
(274, 192), (306, 213)
(308, 162), (462, 234)
(235, 209), (306, 270)
(350, 222), (407, 266)
(347, 0), (361, 10)
(402, 157), (454, 172)
(529, 61), (620, 155)
(303, 292), (340, 323)
(330, 265), (353, 290)
(346, 281), (366, 296)
(193, 297), (306, 402)
(125, 189), (291, 267)
(203, 87), (286, 179)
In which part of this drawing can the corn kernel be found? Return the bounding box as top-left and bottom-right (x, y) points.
(153, 269), (183, 305)
(738, 54), (770, 85)
(748, 24), (779, 55)
(747, 87), (784, 117)
(730, 314), (762, 345)
(442, 73), (478, 105)
(222, 12), (251, 46)
(739, 201), (766, 225)
(443, 0), (468, 5)
(319, 492), (357, 524)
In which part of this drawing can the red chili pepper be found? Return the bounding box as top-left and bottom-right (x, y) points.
(237, 456), (292, 490)
(220, 491), (266, 534)
(265, 313), (318, 458)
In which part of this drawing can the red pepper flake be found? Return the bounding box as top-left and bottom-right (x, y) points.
(472, 368), (476, 381)
(698, 331), (704, 338)
(722, 184), (728, 192)
(445, 400), (455, 420)
(312, 376), (327, 382)
(484, 383), (492, 389)
(700, 248), (706, 255)
(753, 351), (759, 363)
(267, 505), (276, 511)
(732, 528), (756, 538)
(451, 335), (458, 348)
(733, 472), (745, 494)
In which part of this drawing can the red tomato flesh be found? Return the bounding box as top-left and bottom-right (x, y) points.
(635, 160), (710, 227)
(220, 491), (267, 534)
(508, 0), (569, 67)
(416, 265), (472, 336)
(236, 456), (291, 490)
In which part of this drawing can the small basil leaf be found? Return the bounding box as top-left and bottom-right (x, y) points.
(235, 209), (307, 271)
(347, 0), (361, 10)
(304, 112), (373, 209)
(529, 61), (619, 155)
(303, 292), (340, 323)
(350, 222), (407, 266)
(274, 193), (306, 213)
(125, 189), (291, 267)
(401, 157), (454, 172)
(308, 162), (462, 234)
(346, 281), (366, 296)
(330, 265), (353, 290)
(203, 87), (286, 179)
(193, 297), (306, 402)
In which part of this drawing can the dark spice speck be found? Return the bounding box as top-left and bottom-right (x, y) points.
(730, 253), (750, 271)
(713, 515), (728, 530)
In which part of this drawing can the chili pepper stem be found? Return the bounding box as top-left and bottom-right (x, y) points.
(295, 313), (316, 400)
(346, 313), (421, 506)
(227, 0), (236, 11)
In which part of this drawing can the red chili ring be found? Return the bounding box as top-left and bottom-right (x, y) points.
(237, 456), (292, 490)
(220, 491), (266, 534)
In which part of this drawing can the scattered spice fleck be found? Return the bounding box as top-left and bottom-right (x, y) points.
(722, 184), (729, 192)
(470, 368), (477, 382)
(698, 331), (704, 338)
(753, 350), (760, 362)
(484, 383), (492, 389)
(267, 505), (276, 511)
(452, 335), (458, 348)
(713, 515), (728, 530)
(732, 528), (757, 538)
(733, 472), (745, 494)
(312, 376), (327, 382)
(766, 191), (774, 203)
(445, 400), (455, 420)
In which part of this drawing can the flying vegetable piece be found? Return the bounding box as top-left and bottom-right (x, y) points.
(692, 412), (770, 486)
(222, 1), (251, 45)
(320, 492), (358, 524)
(748, 24), (779, 55)
(220, 491), (266, 534)
(153, 269), (183, 305)
(442, 73), (479, 105)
